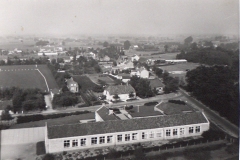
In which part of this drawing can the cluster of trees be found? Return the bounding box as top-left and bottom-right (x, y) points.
(0, 57), (49, 66)
(47, 63), (71, 88)
(176, 48), (238, 66)
(52, 92), (79, 108)
(35, 40), (49, 46)
(98, 45), (124, 60)
(152, 65), (163, 78)
(12, 88), (46, 113)
(124, 40), (131, 50)
(162, 71), (179, 93)
(186, 65), (238, 125)
(129, 76), (154, 98)
(136, 44), (159, 51)
(0, 87), (20, 100)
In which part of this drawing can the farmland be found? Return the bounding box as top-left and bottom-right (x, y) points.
(0, 65), (58, 91)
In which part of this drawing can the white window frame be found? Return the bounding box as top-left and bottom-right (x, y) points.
(195, 126), (200, 133)
(142, 132), (147, 139)
(91, 137), (97, 145)
(132, 133), (138, 140)
(173, 129), (178, 136)
(166, 129), (171, 137)
(180, 128), (184, 135)
(189, 127), (194, 134)
(99, 136), (105, 144)
(107, 135), (113, 143)
(149, 131), (154, 138)
(117, 135), (122, 142)
(64, 140), (70, 148)
(156, 131), (162, 137)
(80, 138), (86, 146)
(72, 139), (78, 147)
(125, 134), (130, 141)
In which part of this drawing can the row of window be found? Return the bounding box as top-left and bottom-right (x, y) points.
(63, 126), (201, 148)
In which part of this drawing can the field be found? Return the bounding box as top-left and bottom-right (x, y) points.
(0, 65), (58, 91)
(87, 74), (115, 85)
(159, 62), (200, 72)
(72, 75), (99, 90)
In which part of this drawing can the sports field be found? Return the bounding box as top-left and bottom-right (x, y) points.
(0, 65), (59, 91)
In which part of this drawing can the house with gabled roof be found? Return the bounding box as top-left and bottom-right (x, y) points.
(66, 77), (79, 93)
(103, 84), (136, 101)
(44, 105), (210, 153)
(130, 67), (149, 79)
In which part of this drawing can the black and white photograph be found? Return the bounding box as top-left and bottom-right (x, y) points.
(0, 0), (238, 160)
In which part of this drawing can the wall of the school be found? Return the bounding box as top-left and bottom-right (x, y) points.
(46, 123), (209, 153)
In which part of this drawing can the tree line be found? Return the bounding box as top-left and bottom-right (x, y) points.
(0, 57), (49, 66)
(186, 65), (238, 125)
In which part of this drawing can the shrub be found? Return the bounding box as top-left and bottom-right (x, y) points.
(62, 151), (67, 155)
(43, 154), (55, 160)
(168, 100), (186, 105)
(125, 105), (133, 110)
(144, 101), (158, 106)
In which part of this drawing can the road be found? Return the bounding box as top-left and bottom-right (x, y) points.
(179, 88), (239, 138)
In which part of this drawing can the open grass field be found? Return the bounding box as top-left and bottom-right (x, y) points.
(0, 65), (58, 91)
(126, 50), (179, 60)
(159, 62), (200, 72)
(87, 74), (115, 85)
(0, 39), (37, 51)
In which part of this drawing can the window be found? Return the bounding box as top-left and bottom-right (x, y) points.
(156, 132), (162, 137)
(142, 132), (147, 139)
(91, 137), (97, 145)
(173, 129), (178, 136)
(189, 127), (194, 134)
(99, 136), (105, 144)
(107, 136), (113, 143)
(117, 135), (122, 142)
(149, 132), (154, 138)
(80, 138), (86, 146)
(166, 129), (171, 136)
(125, 134), (130, 141)
(195, 126), (200, 133)
(72, 139), (78, 147)
(180, 128), (184, 135)
(132, 133), (138, 140)
(64, 140), (70, 148)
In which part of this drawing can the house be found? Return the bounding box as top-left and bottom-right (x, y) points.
(50, 88), (61, 99)
(148, 79), (164, 94)
(118, 74), (131, 83)
(66, 77), (79, 93)
(63, 57), (72, 63)
(131, 54), (140, 62)
(103, 84), (136, 101)
(44, 106), (210, 153)
(130, 68), (149, 79)
(100, 56), (110, 62)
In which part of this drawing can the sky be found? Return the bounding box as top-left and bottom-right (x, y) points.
(0, 0), (238, 36)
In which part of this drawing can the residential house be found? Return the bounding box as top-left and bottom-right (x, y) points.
(45, 106), (210, 153)
(148, 79), (164, 94)
(118, 74), (131, 83)
(130, 68), (149, 79)
(66, 77), (79, 93)
(103, 84), (136, 101)
(131, 54), (140, 62)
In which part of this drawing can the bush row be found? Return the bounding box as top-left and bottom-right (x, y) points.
(17, 111), (90, 124)
(168, 100), (186, 105)
(144, 101), (158, 106)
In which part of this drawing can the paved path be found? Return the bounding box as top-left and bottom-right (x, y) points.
(1, 127), (45, 145)
(179, 88), (239, 138)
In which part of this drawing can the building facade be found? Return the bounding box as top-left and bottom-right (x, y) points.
(45, 111), (209, 153)
(66, 78), (79, 93)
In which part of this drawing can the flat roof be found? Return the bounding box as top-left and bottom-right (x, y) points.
(48, 112), (208, 139)
(157, 102), (195, 115)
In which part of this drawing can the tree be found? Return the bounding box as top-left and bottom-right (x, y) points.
(184, 36), (193, 44)
(12, 89), (24, 112)
(163, 77), (179, 93)
(113, 94), (119, 100)
(124, 40), (131, 50)
(129, 92), (135, 99)
(164, 45), (168, 52)
(103, 41), (109, 48)
(1, 109), (12, 120)
(43, 153), (55, 160)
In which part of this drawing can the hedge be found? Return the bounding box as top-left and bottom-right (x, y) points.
(144, 101), (158, 106)
(17, 111), (90, 124)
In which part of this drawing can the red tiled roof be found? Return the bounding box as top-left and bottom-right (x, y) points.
(105, 85), (135, 95)
(47, 112), (208, 139)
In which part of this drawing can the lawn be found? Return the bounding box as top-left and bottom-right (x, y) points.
(128, 105), (163, 118)
(72, 75), (99, 91)
(159, 62), (199, 72)
(10, 112), (95, 129)
(0, 65), (59, 91)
